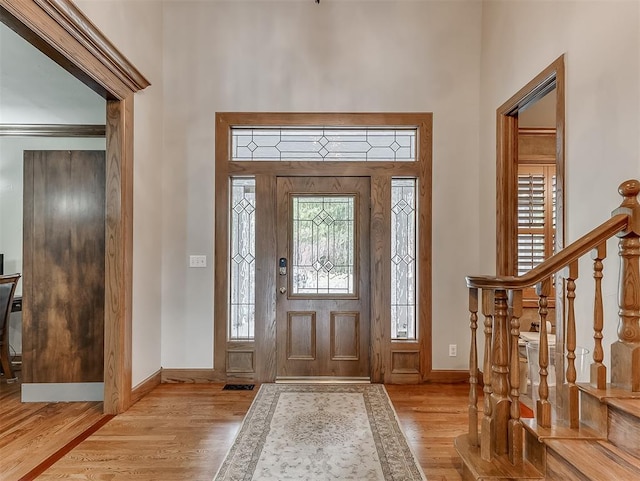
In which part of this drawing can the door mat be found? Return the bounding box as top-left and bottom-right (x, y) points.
(222, 384), (255, 391)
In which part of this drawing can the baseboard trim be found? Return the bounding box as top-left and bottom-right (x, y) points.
(131, 369), (162, 406)
(21, 382), (104, 402)
(161, 368), (227, 383)
(426, 370), (470, 383)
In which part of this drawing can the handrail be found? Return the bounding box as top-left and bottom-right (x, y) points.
(466, 214), (629, 289)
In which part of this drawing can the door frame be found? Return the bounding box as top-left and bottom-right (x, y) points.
(496, 55), (565, 276)
(0, 0), (150, 413)
(215, 112), (433, 384)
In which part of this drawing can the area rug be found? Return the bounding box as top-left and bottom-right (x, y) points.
(213, 383), (426, 480)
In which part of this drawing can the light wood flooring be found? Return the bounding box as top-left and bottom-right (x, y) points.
(1, 381), (469, 481)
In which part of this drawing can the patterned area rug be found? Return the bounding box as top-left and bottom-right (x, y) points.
(213, 383), (426, 480)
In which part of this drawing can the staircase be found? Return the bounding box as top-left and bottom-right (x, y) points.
(455, 180), (640, 480)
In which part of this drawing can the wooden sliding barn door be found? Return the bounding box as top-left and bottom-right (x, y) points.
(22, 150), (106, 384)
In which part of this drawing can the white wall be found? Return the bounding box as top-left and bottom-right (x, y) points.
(159, 0), (483, 370)
(0, 23), (105, 124)
(480, 1), (640, 368)
(75, 0), (165, 386)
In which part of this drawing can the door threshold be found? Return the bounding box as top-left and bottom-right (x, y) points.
(275, 376), (371, 384)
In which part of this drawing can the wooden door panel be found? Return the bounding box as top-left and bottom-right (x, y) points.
(287, 312), (316, 360)
(23, 150), (105, 384)
(330, 312), (359, 360)
(276, 177), (370, 379)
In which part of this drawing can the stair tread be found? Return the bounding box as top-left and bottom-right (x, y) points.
(606, 397), (640, 419)
(522, 417), (604, 441)
(578, 382), (640, 401)
(546, 439), (640, 480)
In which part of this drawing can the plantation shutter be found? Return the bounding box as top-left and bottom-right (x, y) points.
(517, 165), (556, 277)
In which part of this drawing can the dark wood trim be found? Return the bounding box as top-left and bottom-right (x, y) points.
(103, 96), (134, 414)
(0, 0), (150, 413)
(496, 55), (565, 277)
(0, 124), (106, 137)
(215, 112), (432, 384)
(370, 174), (391, 383)
(426, 370), (470, 383)
(418, 114), (433, 381)
(161, 368), (227, 383)
(1, 0), (149, 99)
(34, 0), (150, 92)
(130, 369), (161, 406)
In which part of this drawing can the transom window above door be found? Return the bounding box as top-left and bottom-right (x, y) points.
(231, 127), (416, 162)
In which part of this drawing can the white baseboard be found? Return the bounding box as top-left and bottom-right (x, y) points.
(21, 382), (104, 402)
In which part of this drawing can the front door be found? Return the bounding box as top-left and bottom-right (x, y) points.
(276, 177), (370, 380)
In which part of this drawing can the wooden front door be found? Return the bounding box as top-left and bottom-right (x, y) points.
(276, 177), (370, 380)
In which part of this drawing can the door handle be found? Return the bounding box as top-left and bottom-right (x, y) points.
(279, 287), (287, 294)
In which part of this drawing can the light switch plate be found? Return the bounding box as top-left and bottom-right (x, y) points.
(189, 255), (207, 268)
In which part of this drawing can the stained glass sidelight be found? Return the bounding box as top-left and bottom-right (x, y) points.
(391, 178), (417, 340)
(231, 128), (416, 162)
(229, 178), (256, 340)
(291, 196), (355, 295)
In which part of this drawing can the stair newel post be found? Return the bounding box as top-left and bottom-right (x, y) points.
(491, 289), (510, 456)
(508, 289), (523, 464)
(468, 287), (479, 446)
(565, 261), (580, 428)
(536, 277), (552, 427)
(481, 289), (495, 461)
(591, 243), (607, 389)
(611, 180), (640, 391)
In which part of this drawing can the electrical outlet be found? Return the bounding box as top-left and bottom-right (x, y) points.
(189, 255), (207, 268)
(449, 344), (457, 357)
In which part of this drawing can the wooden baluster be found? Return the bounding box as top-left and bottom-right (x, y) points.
(536, 277), (552, 427)
(468, 288), (479, 446)
(565, 261), (579, 428)
(481, 289), (494, 461)
(491, 289), (510, 455)
(591, 243), (607, 389)
(508, 289), (523, 464)
(611, 180), (640, 391)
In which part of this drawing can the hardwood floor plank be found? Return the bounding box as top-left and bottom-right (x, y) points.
(3, 382), (469, 480)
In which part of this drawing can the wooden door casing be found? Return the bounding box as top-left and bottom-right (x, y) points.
(275, 177), (371, 379)
(215, 113), (433, 384)
(22, 150), (106, 383)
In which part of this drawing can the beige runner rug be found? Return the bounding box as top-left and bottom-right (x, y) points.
(213, 383), (426, 480)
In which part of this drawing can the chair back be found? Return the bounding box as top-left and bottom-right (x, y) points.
(0, 274), (20, 334)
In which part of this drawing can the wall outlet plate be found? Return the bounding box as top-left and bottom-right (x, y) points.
(449, 344), (457, 357)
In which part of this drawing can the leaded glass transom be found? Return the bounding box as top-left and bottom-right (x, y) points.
(391, 178), (417, 340)
(231, 128), (416, 162)
(230, 178), (256, 340)
(291, 195), (355, 295)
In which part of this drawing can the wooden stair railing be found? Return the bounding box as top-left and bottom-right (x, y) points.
(463, 179), (640, 466)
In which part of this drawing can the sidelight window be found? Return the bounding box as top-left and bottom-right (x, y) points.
(391, 178), (417, 340)
(229, 177), (256, 340)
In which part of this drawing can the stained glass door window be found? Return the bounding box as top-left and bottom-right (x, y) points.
(391, 178), (417, 339)
(290, 195), (356, 296)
